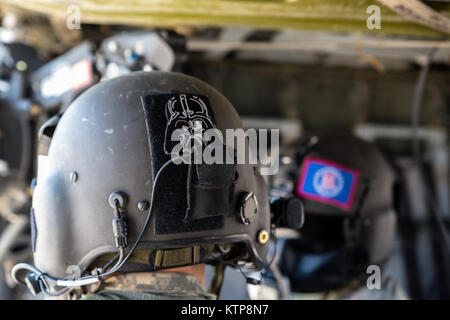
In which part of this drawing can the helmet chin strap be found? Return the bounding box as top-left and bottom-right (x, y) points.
(11, 157), (178, 297)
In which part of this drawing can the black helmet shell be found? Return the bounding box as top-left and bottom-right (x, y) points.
(32, 71), (270, 278)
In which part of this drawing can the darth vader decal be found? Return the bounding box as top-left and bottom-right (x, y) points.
(163, 94), (215, 155)
(141, 93), (224, 234)
(141, 93), (216, 169)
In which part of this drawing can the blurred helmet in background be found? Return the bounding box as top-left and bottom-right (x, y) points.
(279, 132), (397, 292)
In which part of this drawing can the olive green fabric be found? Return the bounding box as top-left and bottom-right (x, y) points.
(1, 0), (449, 37)
(82, 272), (216, 300)
(82, 290), (213, 300)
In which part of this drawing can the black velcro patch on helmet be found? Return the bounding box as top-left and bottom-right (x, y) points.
(141, 93), (229, 235)
(30, 208), (37, 252)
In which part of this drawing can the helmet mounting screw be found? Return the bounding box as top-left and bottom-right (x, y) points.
(257, 229), (269, 244)
(69, 171), (78, 183)
(137, 200), (150, 212)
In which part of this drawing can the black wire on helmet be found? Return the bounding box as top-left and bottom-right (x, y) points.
(110, 157), (178, 272)
(11, 156), (178, 296)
